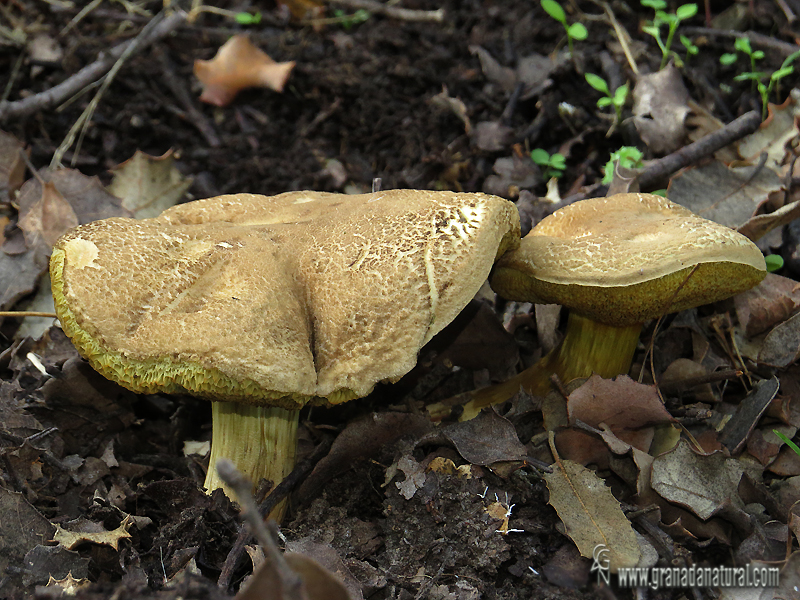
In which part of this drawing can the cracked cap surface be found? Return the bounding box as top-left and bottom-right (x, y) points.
(490, 193), (766, 327)
(51, 190), (520, 407)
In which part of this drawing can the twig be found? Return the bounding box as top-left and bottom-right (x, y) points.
(216, 459), (304, 600)
(327, 0), (444, 22)
(217, 435), (333, 589)
(0, 311), (57, 318)
(156, 49), (221, 148)
(636, 110), (761, 190)
(680, 27), (800, 58)
(0, 10), (186, 122)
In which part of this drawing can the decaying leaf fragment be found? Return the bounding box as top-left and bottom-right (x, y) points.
(194, 35), (295, 107)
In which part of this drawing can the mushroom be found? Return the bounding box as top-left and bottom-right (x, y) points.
(451, 193), (766, 419)
(50, 190), (519, 514)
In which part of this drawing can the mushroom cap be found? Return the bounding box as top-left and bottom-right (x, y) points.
(51, 190), (519, 408)
(490, 193), (766, 327)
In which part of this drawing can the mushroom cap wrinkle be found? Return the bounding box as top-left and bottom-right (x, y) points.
(491, 193), (766, 327)
(51, 190), (519, 408)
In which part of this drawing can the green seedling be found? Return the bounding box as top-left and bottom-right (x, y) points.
(641, 1), (698, 69)
(765, 254), (784, 272)
(603, 146), (644, 184)
(235, 11), (261, 25)
(541, 0), (588, 57)
(727, 47), (800, 120)
(585, 73), (628, 122)
(531, 148), (566, 179)
(774, 430), (800, 456)
(680, 35), (698, 62)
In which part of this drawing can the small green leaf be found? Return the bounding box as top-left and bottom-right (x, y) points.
(597, 97), (613, 108)
(642, 24), (660, 39)
(550, 153), (566, 169)
(720, 53), (738, 65)
(530, 148), (551, 165)
(734, 72), (761, 81)
(772, 66), (794, 81)
(765, 255), (784, 272)
(773, 429), (800, 456)
(585, 73), (610, 94)
(235, 11), (261, 24)
(734, 37), (752, 54)
(568, 22), (588, 40)
(752, 50), (765, 60)
(641, 0), (667, 8)
(675, 3), (698, 20)
(541, 0), (567, 24)
(613, 82), (629, 104)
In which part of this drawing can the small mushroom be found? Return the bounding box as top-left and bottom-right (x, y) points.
(50, 190), (519, 515)
(457, 193), (766, 418)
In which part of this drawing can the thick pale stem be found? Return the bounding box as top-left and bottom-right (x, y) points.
(205, 402), (299, 520)
(430, 312), (642, 421)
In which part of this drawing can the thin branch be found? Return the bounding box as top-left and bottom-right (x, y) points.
(0, 10), (186, 122)
(680, 27), (800, 57)
(327, 0), (444, 22)
(637, 110), (761, 190)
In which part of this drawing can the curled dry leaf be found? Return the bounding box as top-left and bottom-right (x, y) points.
(194, 35), (295, 107)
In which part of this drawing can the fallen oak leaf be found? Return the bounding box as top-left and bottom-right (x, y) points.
(194, 35), (295, 107)
(51, 515), (133, 551)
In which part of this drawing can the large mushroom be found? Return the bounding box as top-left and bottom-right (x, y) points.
(451, 193), (766, 419)
(50, 190), (519, 512)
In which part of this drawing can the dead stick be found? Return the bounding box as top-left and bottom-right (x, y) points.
(0, 11), (186, 122)
(637, 110), (761, 190)
(217, 435), (333, 589)
(216, 459), (304, 600)
(327, 0), (444, 22)
(680, 27), (800, 57)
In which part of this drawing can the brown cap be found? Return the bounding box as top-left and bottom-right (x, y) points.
(490, 193), (766, 326)
(51, 190), (519, 408)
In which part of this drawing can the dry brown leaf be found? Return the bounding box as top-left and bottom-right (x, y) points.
(738, 199), (800, 243)
(650, 439), (749, 521)
(17, 181), (78, 248)
(0, 130), (27, 200)
(236, 549), (355, 600)
(738, 93), (800, 174)
(632, 66), (690, 155)
(52, 515), (133, 551)
(442, 410), (526, 466)
(44, 573), (91, 595)
(759, 312), (800, 368)
(194, 35), (295, 107)
(667, 160), (783, 228)
(430, 85), (471, 134)
(543, 448), (642, 572)
(567, 375), (673, 451)
(275, 0), (324, 20)
(107, 149), (192, 219)
(734, 274), (800, 338)
(468, 45), (516, 92)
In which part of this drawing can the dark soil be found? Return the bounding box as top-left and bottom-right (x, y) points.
(2, 0), (799, 599)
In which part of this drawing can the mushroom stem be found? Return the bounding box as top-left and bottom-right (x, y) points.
(205, 402), (299, 519)
(435, 312), (641, 421)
